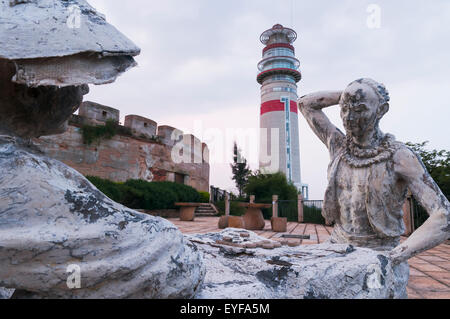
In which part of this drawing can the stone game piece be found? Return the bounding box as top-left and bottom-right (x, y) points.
(272, 241), (282, 248)
(288, 241), (300, 247)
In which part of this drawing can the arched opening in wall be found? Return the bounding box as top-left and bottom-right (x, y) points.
(175, 172), (185, 185)
(102, 111), (107, 118)
(144, 122), (148, 128)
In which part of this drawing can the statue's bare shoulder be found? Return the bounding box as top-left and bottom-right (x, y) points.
(392, 143), (424, 179)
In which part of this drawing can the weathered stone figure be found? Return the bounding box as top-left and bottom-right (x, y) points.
(298, 79), (449, 272)
(0, 0), (204, 298)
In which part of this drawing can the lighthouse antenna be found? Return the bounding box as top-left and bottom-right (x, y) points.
(291, 0), (294, 29)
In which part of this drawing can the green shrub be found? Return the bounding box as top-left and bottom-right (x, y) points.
(86, 176), (124, 202)
(81, 119), (118, 145)
(244, 172), (299, 219)
(120, 180), (176, 209)
(86, 177), (201, 210)
(198, 191), (210, 203)
(244, 172), (298, 202)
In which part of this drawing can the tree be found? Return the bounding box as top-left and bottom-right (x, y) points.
(406, 141), (450, 199)
(230, 142), (252, 197)
(244, 171), (300, 220)
(244, 171), (299, 203)
(406, 141), (450, 229)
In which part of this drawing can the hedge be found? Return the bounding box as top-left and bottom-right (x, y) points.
(86, 176), (201, 210)
(198, 191), (210, 203)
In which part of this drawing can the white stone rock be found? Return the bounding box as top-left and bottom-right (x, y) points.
(0, 137), (205, 298)
(0, 0), (140, 60)
(0, 0), (140, 87)
(188, 229), (409, 299)
(0, 287), (14, 299)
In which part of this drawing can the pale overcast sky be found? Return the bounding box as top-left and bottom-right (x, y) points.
(86, 0), (450, 199)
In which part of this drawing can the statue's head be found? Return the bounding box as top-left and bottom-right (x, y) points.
(339, 78), (390, 138)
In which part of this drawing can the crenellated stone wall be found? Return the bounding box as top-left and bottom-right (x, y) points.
(34, 101), (210, 192)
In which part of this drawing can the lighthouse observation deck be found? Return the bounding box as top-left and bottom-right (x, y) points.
(257, 24), (302, 84)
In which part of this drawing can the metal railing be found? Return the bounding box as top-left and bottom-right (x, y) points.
(210, 186), (237, 203)
(411, 196), (428, 231)
(303, 200), (323, 209)
(278, 200), (297, 221)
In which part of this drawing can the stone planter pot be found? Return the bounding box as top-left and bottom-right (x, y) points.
(271, 217), (287, 232)
(242, 208), (266, 230)
(179, 207), (196, 221)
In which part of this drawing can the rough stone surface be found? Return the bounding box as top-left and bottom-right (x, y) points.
(298, 78), (450, 263)
(0, 0), (206, 300)
(188, 228), (409, 299)
(0, 137), (205, 298)
(188, 229), (409, 299)
(0, 0), (140, 60)
(0, 287), (14, 299)
(0, 0), (140, 87)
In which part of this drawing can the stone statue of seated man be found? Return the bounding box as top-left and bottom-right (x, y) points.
(298, 78), (449, 265)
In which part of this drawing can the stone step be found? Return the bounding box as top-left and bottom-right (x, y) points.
(196, 209), (217, 213)
(196, 213), (217, 217)
(195, 203), (219, 216)
(196, 207), (215, 211)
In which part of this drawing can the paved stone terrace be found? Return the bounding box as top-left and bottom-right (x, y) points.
(168, 216), (450, 299)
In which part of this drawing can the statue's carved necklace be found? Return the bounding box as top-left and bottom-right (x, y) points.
(343, 133), (396, 168)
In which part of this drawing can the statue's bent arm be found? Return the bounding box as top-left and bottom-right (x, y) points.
(390, 147), (450, 263)
(297, 91), (344, 153)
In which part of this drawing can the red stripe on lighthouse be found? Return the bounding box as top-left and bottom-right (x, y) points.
(260, 100), (298, 115)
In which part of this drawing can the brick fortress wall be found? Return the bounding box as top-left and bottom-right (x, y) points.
(34, 101), (210, 192)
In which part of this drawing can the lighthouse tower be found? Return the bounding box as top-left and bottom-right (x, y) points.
(257, 24), (303, 191)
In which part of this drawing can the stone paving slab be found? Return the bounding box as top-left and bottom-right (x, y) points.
(169, 216), (450, 299)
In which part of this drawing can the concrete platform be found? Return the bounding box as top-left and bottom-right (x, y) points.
(169, 216), (450, 299)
